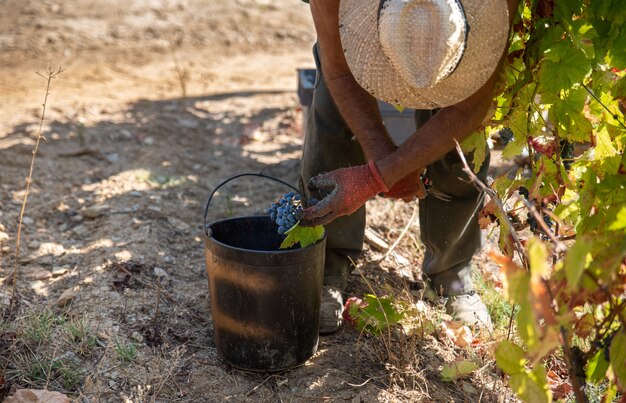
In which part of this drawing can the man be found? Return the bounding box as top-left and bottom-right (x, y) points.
(298, 0), (519, 334)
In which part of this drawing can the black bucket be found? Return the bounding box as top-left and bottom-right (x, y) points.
(203, 174), (326, 372)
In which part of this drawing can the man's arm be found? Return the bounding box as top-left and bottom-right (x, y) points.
(310, 0), (396, 162)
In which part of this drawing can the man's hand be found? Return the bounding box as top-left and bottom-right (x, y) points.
(298, 161), (389, 227)
(383, 169), (427, 201)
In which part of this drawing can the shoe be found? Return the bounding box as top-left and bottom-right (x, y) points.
(319, 286), (343, 334)
(445, 292), (493, 331)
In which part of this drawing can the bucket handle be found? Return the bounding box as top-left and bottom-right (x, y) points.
(203, 172), (301, 236)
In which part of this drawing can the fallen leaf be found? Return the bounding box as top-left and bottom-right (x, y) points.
(4, 388), (70, 403)
(441, 321), (473, 347)
(441, 359), (479, 381)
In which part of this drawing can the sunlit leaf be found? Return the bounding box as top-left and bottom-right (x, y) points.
(280, 224), (324, 249)
(510, 368), (552, 403)
(441, 360), (479, 382)
(609, 330), (626, 390)
(460, 131), (487, 173)
(586, 349), (610, 383)
(608, 206), (626, 232)
(495, 340), (526, 375)
(564, 240), (592, 286)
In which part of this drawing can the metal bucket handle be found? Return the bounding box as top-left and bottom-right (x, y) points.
(203, 172), (301, 236)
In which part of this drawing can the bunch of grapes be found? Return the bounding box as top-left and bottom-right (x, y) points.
(499, 127), (515, 147)
(267, 192), (303, 235)
(526, 211), (553, 240)
(560, 139), (575, 171)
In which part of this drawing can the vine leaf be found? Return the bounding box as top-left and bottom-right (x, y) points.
(280, 224), (324, 249)
(608, 206), (626, 232)
(609, 330), (626, 391)
(495, 340), (526, 375)
(564, 240), (592, 286)
(586, 349), (610, 383)
(440, 360), (478, 382)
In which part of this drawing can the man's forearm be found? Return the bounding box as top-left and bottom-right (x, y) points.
(375, 70), (497, 186)
(310, 0), (396, 162)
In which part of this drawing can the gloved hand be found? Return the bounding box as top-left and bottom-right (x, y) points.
(383, 169), (427, 202)
(298, 161), (389, 226)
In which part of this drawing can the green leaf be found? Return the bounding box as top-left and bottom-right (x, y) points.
(608, 27), (626, 69)
(441, 360), (479, 382)
(594, 126), (620, 174)
(609, 330), (626, 390)
(586, 349), (610, 383)
(528, 237), (549, 279)
(393, 104), (405, 113)
(460, 131), (487, 172)
(495, 340), (526, 375)
(609, 206), (626, 232)
(564, 240), (592, 286)
(352, 294), (405, 336)
(510, 370), (552, 403)
(280, 224), (325, 249)
(540, 46), (591, 92)
(549, 86), (593, 142)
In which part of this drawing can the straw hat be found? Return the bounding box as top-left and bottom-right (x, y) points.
(339, 0), (509, 109)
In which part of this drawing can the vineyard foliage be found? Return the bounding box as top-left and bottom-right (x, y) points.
(470, 0), (626, 400)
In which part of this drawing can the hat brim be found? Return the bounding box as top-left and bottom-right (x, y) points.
(339, 0), (509, 109)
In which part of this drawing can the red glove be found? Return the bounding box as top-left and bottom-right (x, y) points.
(298, 161), (389, 226)
(383, 169), (427, 202)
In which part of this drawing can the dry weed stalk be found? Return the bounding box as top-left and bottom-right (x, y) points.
(9, 65), (63, 314)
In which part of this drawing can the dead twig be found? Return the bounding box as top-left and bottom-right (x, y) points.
(453, 140), (527, 268)
(10, 65), (63, 315)
(376, 202), (419, 263)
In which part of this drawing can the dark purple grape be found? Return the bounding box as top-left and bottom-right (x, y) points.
(499, 127), (515, 146)
(268, 192), (304, 235)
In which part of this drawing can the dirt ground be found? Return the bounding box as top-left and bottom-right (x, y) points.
(0, 1), (516, 401)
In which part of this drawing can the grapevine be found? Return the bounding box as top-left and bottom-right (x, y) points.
(463, 1), (626, 402)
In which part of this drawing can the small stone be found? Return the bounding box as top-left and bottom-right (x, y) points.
(153, 267), (168, 279)
(105, 153), (119, 163)
(176, 118), (198, 129)
(81, 205), (109, 219)
(143, 137), (155, 145)
(72, 225), (89, 236)
(0, 291), (10, 307)
(52, 266), (70, 277)
(71, 214), (84, 222)
(0, 231), (9, 242)
(163, 255), (175, 264)
(40, 242), (65, 255)
(167, 217), (190, 232)
(147, 205), (161, 213)
(28, 240), (41, 249)
(57, 286), (79, 307)
(129, 191), (142, 197)
(130, 331), (144, 343)
(28, 270), (52, 280)
(114, 250), (133, 261)
(58, 223), (68, 232)
(22, 217), (34, 225)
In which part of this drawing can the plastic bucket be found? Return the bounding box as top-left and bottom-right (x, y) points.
(203, 174), (326, 371)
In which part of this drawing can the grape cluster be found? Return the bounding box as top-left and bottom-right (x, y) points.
(560, 139), (575, 171)
(267, 192), (303, 235)
(499, 127), (515, 147)
(519, 186), (553, 240)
